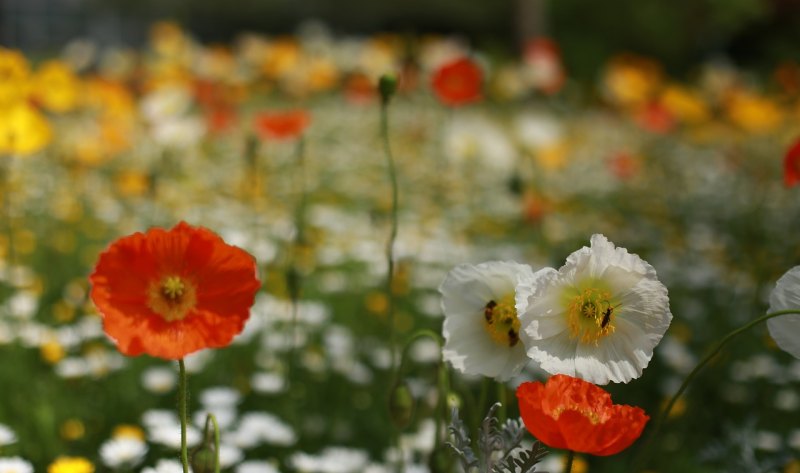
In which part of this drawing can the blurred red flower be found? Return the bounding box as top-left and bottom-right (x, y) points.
(431, 57), (482, 106)
(254, 109), (311, 140)
(516, 374), (649, 456)
(784, 137), (800, 187)
(89, 222), (260, 359)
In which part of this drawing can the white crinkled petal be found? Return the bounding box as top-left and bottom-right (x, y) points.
(767, 266), (800, 359)
(440, 261), (534, 380)
(519, 234), (672, 384)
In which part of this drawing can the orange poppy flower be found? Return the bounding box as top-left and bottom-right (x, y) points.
(89, 222), (260, 359)
(516, 374), (649, 456)
(784, 137), (800, 187)
(253, 109), (311, 141)
(431, 57), (482, 106)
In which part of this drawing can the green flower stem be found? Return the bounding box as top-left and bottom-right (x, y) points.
(564, 450), (575, 473)
(178, 359), (189, 473)
(633, 309), (800, 471)
(0, 158), (16, 287)
(379, 88), (400, 369)
(497, 382), (507, 423)
(286, 136), (307, 388)
(202, 413), (221, 473)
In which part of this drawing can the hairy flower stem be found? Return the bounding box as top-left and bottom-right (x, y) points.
(178, 359), (190, 473)
(286, 136), (307, 387)
(202, 413), (221, 473)
(564, 450), (575, 473)
(380, 84), (400, 369)
(632, 309), (800, 471)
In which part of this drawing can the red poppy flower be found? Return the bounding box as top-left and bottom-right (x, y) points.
(431, 57), (482, 106)
(516, 375), (649, 456)
(89, 222), (260, 360)
(784, 137), (800, 187)
(253, 109), (311, 141)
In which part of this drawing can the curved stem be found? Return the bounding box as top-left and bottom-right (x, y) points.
(633, 309), (800, 470)
(564, 450), (575, 473)
(380, 98), (400, 369)
(178, 359), (189, 473)
(203, 413), (221, 473)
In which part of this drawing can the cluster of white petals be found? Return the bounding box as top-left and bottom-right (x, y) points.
(440, 233), (673, 384)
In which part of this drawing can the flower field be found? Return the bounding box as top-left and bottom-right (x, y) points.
(1, 21), (800, 473)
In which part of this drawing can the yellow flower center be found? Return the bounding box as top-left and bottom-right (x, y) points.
(147, 275), (196, 322)
(563, 280), (619, 345)
(482, 293), (521, 347)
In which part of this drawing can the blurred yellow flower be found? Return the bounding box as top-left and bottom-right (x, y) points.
(41, 339), (66, 364)
(535, 143), (568, 170)
(603, 54), (662, 109)
(726, 91), (783, 133)
(115, 170), (151, 197)
(48, 456), (93, 473)
(33, 60), (80, 113)
(0, 47), (30, 107)
(261, 38), (300, 80)
(0, 102), (52, 156)
(83, 78), (135, 120)
(112, 424), (146, 441)
(660, 85), (710, 124)
(150, 21), (188, 58)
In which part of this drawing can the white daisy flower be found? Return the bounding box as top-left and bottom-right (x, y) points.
(99, 437), (148, 468)
(0, 424), (17, 446)
(0, 457), (33, 473)
(767, 265), (800, 359)
(519, 234), (672, 384)
(439, 261), (541, 381)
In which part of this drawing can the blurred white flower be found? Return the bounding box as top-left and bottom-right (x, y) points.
(200, 387), (241, 409)
(193, 407), (237, 431)
(140, 86), (193, 122)
(148, 423), (201, 449)
(141, 459), (192, 473)
(141, 366), (177, 394)
(218, 443), (244, 469)
(290, 447), (369, 473)
(232, 412), (296, 448)
(519, 234), (672, 384)
(440, 261), (539, 381)
(443, 114), (517, 174)
(0, 457), (33, 473)
(236, 460), (281, 473)
(6, 291), (38, 319)
(0, 424), (17, 446)
(99, 437), (147, 468)
(767, 266), (800, 359)
(251, 372), (285, 394)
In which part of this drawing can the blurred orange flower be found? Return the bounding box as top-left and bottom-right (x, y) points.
(784, 137), (800, 187)
(431, 57), (482, 106)
(254, 109), (311, 140)
(517, 374), (649, 456)
(89, 222), (260, 359)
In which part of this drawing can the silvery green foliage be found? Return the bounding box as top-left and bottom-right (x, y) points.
(699, 418), (791, 473)
(446, 402), (547, 473)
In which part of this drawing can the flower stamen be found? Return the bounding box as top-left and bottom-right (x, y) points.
(565, 285), (618, 345)
(483, 293), (521, 347)
(148, 275), (196, 322)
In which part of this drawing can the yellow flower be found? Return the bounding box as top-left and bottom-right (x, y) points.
(0, 102), (52, 156)
(660, 85), (710, 124)
(150, 21), (188, 58)
(0, 47), (30, 107)
(726, 90), (784, 133)
(603, 54), (662, 109)
(261, 38), (300, 80)
(112, 424), (146, 441)
(33, 60), (80, 113)
(48, 456), (93, 473)
(41, 339), (66, 364)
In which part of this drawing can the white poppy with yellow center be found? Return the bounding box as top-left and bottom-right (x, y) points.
(440, 261), (543, 381)
(519, 234), (672, 384)
(767, 266), (800, 359)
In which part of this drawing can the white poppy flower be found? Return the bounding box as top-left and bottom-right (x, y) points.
(439, 261), (542, 381)
(519, 234), (672, 384)
(767, 266), (800, 358)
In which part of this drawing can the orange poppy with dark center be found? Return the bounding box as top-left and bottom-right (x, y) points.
(89, 222), (260, 359)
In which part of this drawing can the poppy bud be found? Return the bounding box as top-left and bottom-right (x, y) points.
(190, 442), (217, 473)
(379, 74), (398, 105)
(388, 380), (415, 429)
